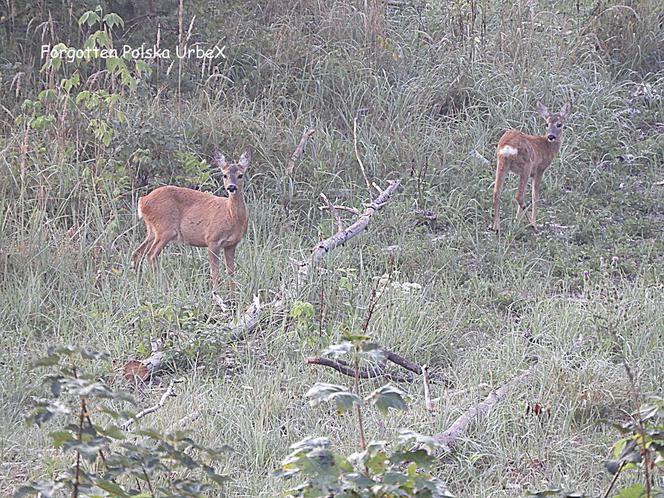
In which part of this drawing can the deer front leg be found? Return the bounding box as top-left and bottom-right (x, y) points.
(207, 243), (222, 287)
(223, 245), (237, 293)
(492, 162), (508, 231)
(531, 172), (542, 229)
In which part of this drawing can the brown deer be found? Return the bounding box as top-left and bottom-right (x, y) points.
(492, 101), (572, 231)
(131, 150), (251, 290)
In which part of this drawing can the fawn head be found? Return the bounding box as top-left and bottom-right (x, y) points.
(537, 101), (573, 143)
(213, 150), (251, 194)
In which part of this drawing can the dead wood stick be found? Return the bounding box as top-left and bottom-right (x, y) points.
(384, 349), (422, 374)
(432, 365), (536, 449)
(286, 127), (315, 176)
(320, 193), (344, 232)
(306, 357), (416, 383)
(301, 179), (400, 274)
(122, 378), (180, 430)
(319, 205), (361, 216)
(422, 365), (436, 412)
(228, 295), (284, 341)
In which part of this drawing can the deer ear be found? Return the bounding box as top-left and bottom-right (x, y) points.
(536, 101), (550, 119)
(238, 150), (252, 168)
(213, 151), (227, 169)
(560, 102), (573, 119)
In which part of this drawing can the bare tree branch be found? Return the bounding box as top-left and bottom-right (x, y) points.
(122, 378), (181, 430)
(305, 357), (416, 383)
(300, 179), (400, 274)
(432, 364), (537, 450)
(286, 127), (315, 176)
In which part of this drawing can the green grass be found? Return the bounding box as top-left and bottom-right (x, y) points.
(1, 0), (664, 495)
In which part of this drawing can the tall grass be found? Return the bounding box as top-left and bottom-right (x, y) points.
(1, 0), (663, 495)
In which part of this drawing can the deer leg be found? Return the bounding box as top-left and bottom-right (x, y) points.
(492, 161), (508, 231)
(531, 172), (542, 229)
(223, 245), (237, 293)
(515, 172), (531, 224)
(131, 225), (155, 269)
(207, 243), (222, 287)
(146, 231), (175, 263)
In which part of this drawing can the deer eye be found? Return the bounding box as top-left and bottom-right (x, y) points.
(238, 174), (243, 179)
(556, 123), (562, 128)
(223, 174), (228, 178)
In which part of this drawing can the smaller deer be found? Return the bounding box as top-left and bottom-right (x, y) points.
(131, 150), (251, 291)
(492, 101), (572, 231)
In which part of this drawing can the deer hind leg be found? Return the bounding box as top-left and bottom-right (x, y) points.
(223, 245), (237, 293)
(131, 224), (155, 269)
(146, 230), (176, 263)
(531, 172), (542, 229)
(515, 172), (532, 224)
(492, 161), (508, 231)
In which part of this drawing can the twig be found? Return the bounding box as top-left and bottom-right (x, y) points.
(122, 378), (180, 430)
(601, 461), (626, 498)
(286, 127), (315, 176)
(432, 363), (537, 450)
(353, 116), (372, 195)
(300, 180), (400, 274)
(320, 193), (344, 232)
(319, 205), (361, 216)
(422, 365), (436, 412)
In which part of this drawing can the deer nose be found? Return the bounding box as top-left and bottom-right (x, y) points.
(227, 184), (237, 193)
(547, 134), (556, 141)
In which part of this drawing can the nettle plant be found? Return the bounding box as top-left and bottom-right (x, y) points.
(275, 333), (453, 497)
(15, 347), (228, 498)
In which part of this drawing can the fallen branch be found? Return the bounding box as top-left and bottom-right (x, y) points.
(228, 294), (284, 341)
(432, 364), (537, 450)
(122, 378), (181, 430)
(305, 357), (416, 383)
(286, 127), (315, 176)
(300, 179), (400, 274)
(306, 346), (422, 382)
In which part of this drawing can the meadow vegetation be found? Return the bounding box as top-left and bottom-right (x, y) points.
(0, 0), (663, 496)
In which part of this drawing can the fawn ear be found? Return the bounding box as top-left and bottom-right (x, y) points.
(238, 150), (252, 168)
(536, 101), (550, 119)
(213, 151), (227, 169)
(560, 102), (573, 119)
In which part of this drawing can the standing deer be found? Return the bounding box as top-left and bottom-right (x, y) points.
(131, 150), (251, 291)
(492, 101), (573, 231)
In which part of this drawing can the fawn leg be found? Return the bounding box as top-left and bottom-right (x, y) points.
(531, 172), (542, 229)
(515, 172), (531, 224)
(492, 162), (508, 231)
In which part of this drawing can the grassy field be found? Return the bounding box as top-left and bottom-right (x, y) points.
(1, 0), (663, 496)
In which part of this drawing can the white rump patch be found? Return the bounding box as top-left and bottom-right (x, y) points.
(498, 145), (518, 157)
(137, 199), (143, 219)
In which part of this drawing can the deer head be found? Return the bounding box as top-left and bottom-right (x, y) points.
(537, 101), (573, 143)
(213, 150), (251, 194)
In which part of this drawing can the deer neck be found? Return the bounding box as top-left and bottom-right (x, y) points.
(226, 191), (247, 221)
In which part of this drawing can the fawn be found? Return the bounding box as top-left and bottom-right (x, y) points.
(492, 101), (572, 231)
(131, 150), (251, 290)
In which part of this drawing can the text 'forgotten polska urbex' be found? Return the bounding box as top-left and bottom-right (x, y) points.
(41, 44), (226, 63)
